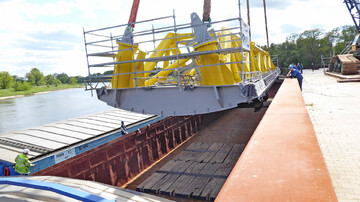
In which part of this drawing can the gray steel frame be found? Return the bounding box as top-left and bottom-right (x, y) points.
(96, 70), (279, 116)
(83, 4), (280, 116)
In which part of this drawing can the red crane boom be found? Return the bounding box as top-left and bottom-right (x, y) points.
(128, 0), (140, 27)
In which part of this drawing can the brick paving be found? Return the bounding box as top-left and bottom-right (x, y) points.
(302, 69), (360, 201)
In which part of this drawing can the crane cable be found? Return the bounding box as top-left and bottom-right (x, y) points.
(263, 0), (270, 52)
(246, 0), (251, 40)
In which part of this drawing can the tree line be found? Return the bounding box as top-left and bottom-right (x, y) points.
(0, 68), (82, 91)
(0, 68), (114, 91)
(262, 25), (357, 71)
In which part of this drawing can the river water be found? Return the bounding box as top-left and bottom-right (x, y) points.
(0, 88), (113, 134)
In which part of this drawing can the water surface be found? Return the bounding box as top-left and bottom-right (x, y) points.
(0, 88), (113, 134)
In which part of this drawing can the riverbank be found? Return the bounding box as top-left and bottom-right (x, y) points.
(0, 84), (83, 99)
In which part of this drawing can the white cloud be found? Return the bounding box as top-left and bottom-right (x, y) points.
(0, 0), (355, 77)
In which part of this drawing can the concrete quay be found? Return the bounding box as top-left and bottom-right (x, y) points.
(302, 69), (360, 201)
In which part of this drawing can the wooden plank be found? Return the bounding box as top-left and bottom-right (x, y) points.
(185, 162), (207, 174)
(223, 144), (246, 165)
(167, 175), (195, 197)
(214, 163), (234, 177)
(209, 143), (234, 164)
(138, 143), (209, 195)
(200, 178), (227, 201)
(207, 143), (224, 152)
(154, 174), (182, 195)
(173, 151), (193, 161)
(165, 162), (207, 196)
(232, 143), (246, 153)
(139, 160), (185, 192)
(199, 162), (220, 175)
(219, 143), (234, 153)
(158, 160), (179, 172)
(187, 142), (212, 151)
(153, 161), (193, 195)
(182, 162), (220, 198)
(196, 143), (223, 163)
(182, 177), (211, 198)
(184, 142), (211, 162)
(136, 173), (166, 192)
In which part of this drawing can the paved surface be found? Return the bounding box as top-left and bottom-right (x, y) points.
(302, 69), (360, 201)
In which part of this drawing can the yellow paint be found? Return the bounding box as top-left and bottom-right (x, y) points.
(194, 40), (234, 85)
(145, 58), (189, 86)
(111, 42), (138, 88)
(143, 33), (192, 77)
(111, 28), (277, 89)
(249, 42), (274, 73)
(186, 68), (196, 76)
(129, 50), (146, 87)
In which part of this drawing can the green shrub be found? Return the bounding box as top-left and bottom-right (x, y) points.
(13, 81), (33, 91)
(0, 71), (14, 89)
(68, 77), (77, 85)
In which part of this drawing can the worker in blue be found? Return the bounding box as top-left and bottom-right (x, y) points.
(297, 63), (303, 74)
(289, 64), (298, 70)
(286, 65), (303, 91)
(14, 149), (33, 175)
(120, 121), (128, 134)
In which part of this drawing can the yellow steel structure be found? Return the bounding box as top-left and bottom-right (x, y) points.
(194, 40), (235, 85)
(111, 28), (276, 88)
(249, 41), (276, 73)
(145, 58), (190, 86)
(111, 43), (138, 88)
(143, 33), (192, 78)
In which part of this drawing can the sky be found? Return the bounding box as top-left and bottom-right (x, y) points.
(0, 0), (353, 77)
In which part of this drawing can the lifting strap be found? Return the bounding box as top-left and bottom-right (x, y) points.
(203, 0), (211, 22)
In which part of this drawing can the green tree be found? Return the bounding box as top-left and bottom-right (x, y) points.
(75, 76), (85, 84)
(56, 73), (69, 84)
(296, 29), (323, 67)
(45, 75), (56, 85)
(25, 68), (46, 86)
(53, 79), (61, 87)
(261, 25), (357, 73)
(0, 71), (14, 89)
(68, 77), (77, 85)
(12, 75), (25, 82)
(103, 70), (113, 75)
(38, 76), (46, 86)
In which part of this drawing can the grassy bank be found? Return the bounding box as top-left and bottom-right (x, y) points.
(0, 84), (84, 98)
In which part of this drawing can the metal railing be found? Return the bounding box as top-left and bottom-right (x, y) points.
(82, 7), (275, 92)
